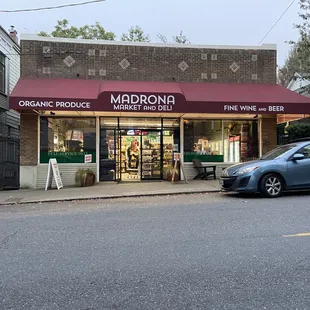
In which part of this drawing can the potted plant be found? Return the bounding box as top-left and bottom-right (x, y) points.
(163, 165), (179, 182)
(75, 169), (96, 187)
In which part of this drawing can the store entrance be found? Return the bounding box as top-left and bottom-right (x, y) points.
(99, 117), (180, 182)
(120, 130), (161, 181)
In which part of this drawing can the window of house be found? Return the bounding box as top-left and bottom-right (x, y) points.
(40, 117), (96, 163)
(0, 53), (5, 94)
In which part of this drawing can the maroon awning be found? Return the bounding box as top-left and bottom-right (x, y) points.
(180, 83), (310, 114)
(9, 78), (310, 114)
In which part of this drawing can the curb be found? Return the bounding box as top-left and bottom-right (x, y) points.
(0, 189), (221, 206)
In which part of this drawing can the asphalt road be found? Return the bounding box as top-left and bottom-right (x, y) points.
(1, 192), (310, 310)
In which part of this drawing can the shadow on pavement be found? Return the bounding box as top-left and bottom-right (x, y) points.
(222, 190), (310, 200)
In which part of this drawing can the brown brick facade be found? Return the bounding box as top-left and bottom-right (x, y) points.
(19, 37), (278, 167)
(20, 111), (38, 166)
(20, 39), (276, 84)
(262, 115), (277, 154)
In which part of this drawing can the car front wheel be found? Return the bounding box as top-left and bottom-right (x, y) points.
(259, 174), (283, 198)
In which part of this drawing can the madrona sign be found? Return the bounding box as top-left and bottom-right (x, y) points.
(111, 94), (176, 111)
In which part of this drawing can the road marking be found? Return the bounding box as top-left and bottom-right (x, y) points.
(283, 232), (310, 238)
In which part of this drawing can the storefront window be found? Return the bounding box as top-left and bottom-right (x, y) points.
(40, 117), (96, 164)
(223, 120), (258, 162)
(184, 120), (223, 162)
(184, 119), (258, 163)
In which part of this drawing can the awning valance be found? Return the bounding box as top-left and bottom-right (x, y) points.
(9, 78), (310, 114)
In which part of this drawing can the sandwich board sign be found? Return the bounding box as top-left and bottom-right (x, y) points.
(171, 153), (187, 184)
(45, 158), (63, 190)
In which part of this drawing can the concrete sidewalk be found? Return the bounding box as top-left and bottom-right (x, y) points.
(0, 180), (221, 205)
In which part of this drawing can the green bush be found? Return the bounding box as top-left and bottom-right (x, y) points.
(286, 123), (310, 141)
(75, 169), (95, 187)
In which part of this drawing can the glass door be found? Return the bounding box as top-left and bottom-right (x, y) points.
(115, 129), (121, 182)
(120, 130), (141, 181)
(141, 131), (161, 180)
(99, 128), (117, 181)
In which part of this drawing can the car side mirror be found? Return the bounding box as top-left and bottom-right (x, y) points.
(293, 153), (305, 161)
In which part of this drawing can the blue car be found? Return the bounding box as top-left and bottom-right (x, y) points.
(220, 140), (310, 198)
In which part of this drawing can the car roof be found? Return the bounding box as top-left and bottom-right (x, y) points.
(289, 137), (310, 143)
(285, 141), (310, 147)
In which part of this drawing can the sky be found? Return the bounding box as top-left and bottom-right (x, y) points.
(0, 0), (301, 67)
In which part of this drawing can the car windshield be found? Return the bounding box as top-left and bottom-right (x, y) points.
(260, 144), (297, 160)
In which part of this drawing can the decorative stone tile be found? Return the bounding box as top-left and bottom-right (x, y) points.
(43, 46), (51, 54)
(88, 69), (96, 76)
(252, 73), (258, 80)
(119, 58), (130, 70)
(88, 49), (96, 56)
(201, 53), (208, 60)
(211, 54), (217, 61)
(211, 73), (217, 79)
(43, 67), (51, 74)
(230, 62), (240, 73)
(252, 55), (258, 61)
(63, 55), (76, 67)
(100, 49), (107, 57)
(178, 61), (189, 72)
(201, 72), (208, 79)
(99, 69), (107, 76)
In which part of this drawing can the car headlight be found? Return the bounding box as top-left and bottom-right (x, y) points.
(221, 168), (229, 176)
(234, 166), (259, 175)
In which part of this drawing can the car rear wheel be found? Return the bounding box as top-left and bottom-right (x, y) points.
(259, 174), (283, 198)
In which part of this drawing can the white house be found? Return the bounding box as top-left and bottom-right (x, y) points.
(287, 72), (310, 95)
(0, 25), (20, 137)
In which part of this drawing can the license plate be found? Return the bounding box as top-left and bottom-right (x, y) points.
(219, 179), (224, 186)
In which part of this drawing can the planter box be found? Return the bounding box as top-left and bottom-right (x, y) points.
(84, 173), (95, 187)
(75, 170), (96, 187)
(167, 174), (179, 182)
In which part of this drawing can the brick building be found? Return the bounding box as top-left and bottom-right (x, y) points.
(9, 35), (310, 188)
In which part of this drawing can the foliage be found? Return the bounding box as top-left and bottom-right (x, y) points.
(121, 26), (150, 42)
(75, 169), (95, 187)
(38, 19), (191, 45)
(279, 0), (310, 86)
(157, 31), (190, 44)
(38, 19), (116, 40)
(278, 47), (301, 86)
(173, 31), (191, 44)
(286, 123), (310, 140)
(163, 165), (179, 180)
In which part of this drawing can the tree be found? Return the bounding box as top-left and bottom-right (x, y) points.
(279, 0), (310, 85)
(37, 19), (116, 40)
(157, 30), (190, 44)
(278, 47), (302, 86)
(121, 26), (150, 42)
(173, 31), (191, 44)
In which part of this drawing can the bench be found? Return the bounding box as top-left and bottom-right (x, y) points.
(192, 159), (216, 180)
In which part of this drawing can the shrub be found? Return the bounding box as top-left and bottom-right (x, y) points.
(286, 123), (310, 141)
